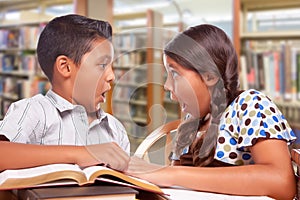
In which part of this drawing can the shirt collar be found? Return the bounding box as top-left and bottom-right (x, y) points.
(46, 90), (76, 112)
(45, 90), (108, 121)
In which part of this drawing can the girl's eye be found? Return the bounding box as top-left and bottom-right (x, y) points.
(170, 70), (179, 78)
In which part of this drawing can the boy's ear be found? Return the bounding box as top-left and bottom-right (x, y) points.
(55, 55), (72, 77)
(202, 72), (219, 86)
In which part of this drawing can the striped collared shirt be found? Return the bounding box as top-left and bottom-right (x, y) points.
(0, 90), (130, 154)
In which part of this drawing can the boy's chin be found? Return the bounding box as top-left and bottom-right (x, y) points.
(96, 103), (101, 110)
(84, 103), (101, 113)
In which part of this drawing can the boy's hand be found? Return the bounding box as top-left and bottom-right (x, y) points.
(78, 142), (130, 171)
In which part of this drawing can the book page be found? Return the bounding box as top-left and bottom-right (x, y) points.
(0, 164), (82, 185)
(83, 165), (157, 186)
(82, 166), (163, 194)
(82, 165), (156, 185)
(82, 165), (109, 179)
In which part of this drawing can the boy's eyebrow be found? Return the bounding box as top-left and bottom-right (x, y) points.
(97, 55), (112, 62)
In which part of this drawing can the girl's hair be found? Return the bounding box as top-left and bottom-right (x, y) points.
(37, 14), (112, 82)
(164, 24), (242, 167)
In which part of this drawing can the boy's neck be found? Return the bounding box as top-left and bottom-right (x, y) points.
(51, 88), (100, 124)
(87, 111), (98, 124)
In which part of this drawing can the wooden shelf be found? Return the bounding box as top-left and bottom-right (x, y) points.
(241, 0), (300, 11)
(130, 100), (147, 106)
(113, 12), (147, 21)
(116, 116), (147, 125)
(0, 71), (32, 78)
(114, 99), (147, 106)
(0, 93), (19, 101)
(113, 65), (147, 71)
(115, 82), (147, 88)
(132, 117), (148, 124)
(0, 48), (36, 52)
(241, 31), (300, 40)
(0, 21), (47, 29)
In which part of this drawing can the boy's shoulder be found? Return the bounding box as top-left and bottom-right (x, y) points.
(12, 94), (46, 106)
(2, 94), (54, 121)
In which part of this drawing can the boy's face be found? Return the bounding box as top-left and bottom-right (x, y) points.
(72, 39), (115, 112)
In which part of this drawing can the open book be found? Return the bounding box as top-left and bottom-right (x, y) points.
(0, 163), (163, 194)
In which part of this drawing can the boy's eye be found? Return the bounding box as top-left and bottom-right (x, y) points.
(98, 57), (111, 69)
(98, 63), (108, 69)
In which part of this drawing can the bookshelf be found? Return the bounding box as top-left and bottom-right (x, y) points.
(0, 0), (75, 119)
(112, 10), (181, 153)
(0, 22), (50, 118)
(233, 0), (300, 131)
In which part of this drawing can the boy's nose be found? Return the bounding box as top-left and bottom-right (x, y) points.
(106, 65), (115, 82)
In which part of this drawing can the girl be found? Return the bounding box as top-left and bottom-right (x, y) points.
(126, 24), (297, 200)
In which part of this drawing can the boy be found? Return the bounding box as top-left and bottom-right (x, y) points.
(0, 14), (130, 172)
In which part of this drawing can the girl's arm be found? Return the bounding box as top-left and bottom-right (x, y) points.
(0, 141), (130, 171)
(127, 139), (296, 200)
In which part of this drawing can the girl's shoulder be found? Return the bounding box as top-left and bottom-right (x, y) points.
(229, 89), (274, 109)
(235, 89), (270, 102)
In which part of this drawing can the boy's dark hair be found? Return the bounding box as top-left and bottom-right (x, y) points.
(37, 14), (112, 82)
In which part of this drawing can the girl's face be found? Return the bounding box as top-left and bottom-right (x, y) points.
(163, 54), (211, 118)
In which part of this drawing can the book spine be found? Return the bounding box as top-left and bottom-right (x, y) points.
(17, 189), (40, 200)
(280, 44), (286, 97)
(262, 53), (269, 95)
(273, 51), (280, 99)
(284, 43), (292, 100)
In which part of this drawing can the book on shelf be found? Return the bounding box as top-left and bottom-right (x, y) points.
(0, 29), (9, 49)
(1, 54), (18, 71)
(19, 26), (41, 49)
(0, 24), (44, 50)
(241, 40), (300, 101)
(0, 163), (164, 195)
(15, 185), (138, 200)
(21, 52), (37, 73)
(7, 29), (20, 48)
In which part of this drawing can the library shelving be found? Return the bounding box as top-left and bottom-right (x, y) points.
(0, 22), (50, 118)
(112, 10), (181, 153)
(0, 0), (75, 119)
(233, 0), (300, 131)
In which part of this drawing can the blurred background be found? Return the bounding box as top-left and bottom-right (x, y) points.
(1, 0), (300, 154)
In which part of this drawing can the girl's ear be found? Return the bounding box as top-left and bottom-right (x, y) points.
(55, 55), (72, 78)
(202, 72), (219, 86)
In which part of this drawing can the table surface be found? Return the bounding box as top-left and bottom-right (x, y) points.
(161, 188), (274, 200)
